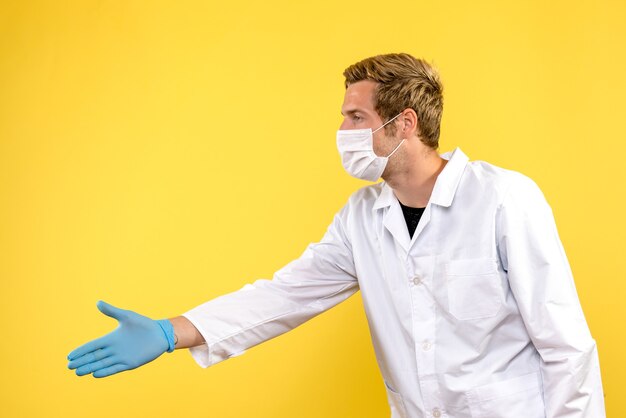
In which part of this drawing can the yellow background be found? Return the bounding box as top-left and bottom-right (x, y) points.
(1, 0), (624, 416)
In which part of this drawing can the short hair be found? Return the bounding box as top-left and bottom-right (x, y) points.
(343, 53), (443, 149)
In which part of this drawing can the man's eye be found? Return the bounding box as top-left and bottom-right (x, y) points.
(353, 115), (362, 121)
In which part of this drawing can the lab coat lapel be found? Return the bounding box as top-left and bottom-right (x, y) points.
(383, 199), (411, 253)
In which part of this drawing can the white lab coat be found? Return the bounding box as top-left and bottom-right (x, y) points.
(183, 147), (605, 418)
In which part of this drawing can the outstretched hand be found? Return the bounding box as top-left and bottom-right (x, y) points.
(67, 301), (175, 378)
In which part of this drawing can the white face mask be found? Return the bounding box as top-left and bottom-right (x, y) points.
(336, 112), (405, 182)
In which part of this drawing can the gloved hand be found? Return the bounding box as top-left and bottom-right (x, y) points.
(67, 300), (176, 378)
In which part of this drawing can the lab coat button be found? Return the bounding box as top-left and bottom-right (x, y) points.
(412, 276), (422, 285)
(422, 341), (432, 351)
(432, 407), (441, 417)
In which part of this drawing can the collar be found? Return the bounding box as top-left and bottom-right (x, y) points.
(372, 147), (470, 210)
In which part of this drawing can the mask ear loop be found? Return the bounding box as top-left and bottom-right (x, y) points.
(372, 111), (404, 134)
(387, 138), (405, 158)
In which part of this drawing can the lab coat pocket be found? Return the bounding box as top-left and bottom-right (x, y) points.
(466, 372), (545, 418)
(384, 381), (408, 418)
(445, 258), (502, 320)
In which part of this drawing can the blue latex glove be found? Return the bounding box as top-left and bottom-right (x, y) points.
(67, 300), (176, 378)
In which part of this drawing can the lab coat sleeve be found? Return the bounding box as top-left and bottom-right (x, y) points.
(496, 174), (606, 418)
(181, 207), (359, 368)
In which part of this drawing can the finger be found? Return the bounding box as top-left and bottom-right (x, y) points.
(75, 356), (121, 377)
(67, 335), (110, 361)
(97, 300), (128, 321)
(68, 347), (112, 370)
(92, 363), (128, 378)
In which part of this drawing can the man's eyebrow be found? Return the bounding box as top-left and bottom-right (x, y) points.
(341, 108), (363, 116)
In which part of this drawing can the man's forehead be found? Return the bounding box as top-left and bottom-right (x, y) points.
(342, 80), (377, 114)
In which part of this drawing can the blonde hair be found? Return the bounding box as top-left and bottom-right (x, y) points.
(343, 53), (443, 149)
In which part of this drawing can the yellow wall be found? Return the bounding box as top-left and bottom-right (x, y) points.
(1, 1), (624, 416)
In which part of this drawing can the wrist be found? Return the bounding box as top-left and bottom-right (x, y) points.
(168, 316), (205, 349)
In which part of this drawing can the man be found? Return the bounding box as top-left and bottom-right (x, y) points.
(67, 53), (605, 418)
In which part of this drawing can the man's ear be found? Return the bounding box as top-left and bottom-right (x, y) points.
(400, 108), (420, 138)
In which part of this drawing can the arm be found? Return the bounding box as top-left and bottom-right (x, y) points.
(496, 175), (605, 418)
(180, 209), (359, 367)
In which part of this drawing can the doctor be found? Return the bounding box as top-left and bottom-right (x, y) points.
(67, 53), (606, 418)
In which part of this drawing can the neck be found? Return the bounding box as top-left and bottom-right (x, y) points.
(384, 147), (447, 208)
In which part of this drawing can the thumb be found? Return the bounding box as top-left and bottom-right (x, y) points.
(96, 300), (128, 321)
